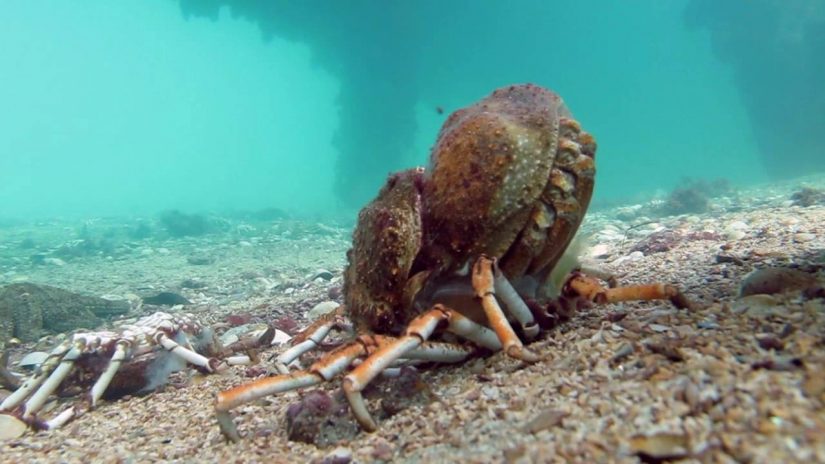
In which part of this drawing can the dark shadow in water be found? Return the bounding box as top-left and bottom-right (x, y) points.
(685, 0), (825, 179)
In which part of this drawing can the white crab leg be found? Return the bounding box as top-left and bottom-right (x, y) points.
(274, 316), (337, 374)
(43, 406), (77, 430)
(493, 266), (540, 340)
(155, 333), (215, 372)
(446, 311), (503, 351)
(89, 340), (129, 407)
(403, 342), (475, 363)
(23, 341), (85, 419)
(225, 355), (252, 366)
(0, 342), (71, 411)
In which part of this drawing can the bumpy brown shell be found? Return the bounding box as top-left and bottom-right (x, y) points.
(343, 84), (596, 334)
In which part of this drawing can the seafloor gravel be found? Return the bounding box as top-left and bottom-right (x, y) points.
(0, 175), (823, 463)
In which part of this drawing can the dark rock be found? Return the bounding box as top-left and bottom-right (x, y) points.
(180, 278), (207, 289)
(631, 230), (681, 254)
(739, 267), (818, 297)
(187, 255), (215, 266)
(311, 270), (335, 281)
(791, 187), (825, 207)
(129, 221), (153, 240)
(141, 292), (191, 306)
(159, 210), (210, 237)
(376, 366), (432, 417)
(286, 389), (360, 447)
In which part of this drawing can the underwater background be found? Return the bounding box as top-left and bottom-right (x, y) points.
(0, 0), (822, 221)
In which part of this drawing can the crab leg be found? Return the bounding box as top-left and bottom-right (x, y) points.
(445, 311), (502, 351)
(567, 273), (692, 309)
(42, 406), (77, 430)
(89, 340), (130, 407)
(343, 307), (451, 431)
(0, 341), (72, 412)
(23, 340), (85, 419)
(216, 341), (366, 441)
(155, 333), (219, 373)
(493, 266), (540, 340)
(473, 256), (539, 362)
(274, 308), (343, 374)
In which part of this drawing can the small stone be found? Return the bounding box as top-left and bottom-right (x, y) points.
(739, 267), (817, 297)
(271, 329), (291, 345)
(732, 294), (780, 316)
(629, 433), (689, 460)
(0, 415), (27, 440)
(588, 243), (611, 259)
(724, 229), (746, 241)
(311, 269), (335, 281)
(44, 257), (66, 266)
(308, 301), (339, 320)
(371, 437), (394, 461)
(322, 447), (352, 464)
(238, 241), (253, 247)
(794, 233), (816, 243)
(17, 351), (49, 369)
(141, 292), (191, 306)
(522, 409), (569, 434)
(648, 323), (670, 333)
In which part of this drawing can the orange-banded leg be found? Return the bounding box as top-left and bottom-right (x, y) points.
(566, 272), (693, 310)
(273, 306), (346, 374)
(473, 256), (540, 363)
(216, 339), (368, 442)
(342, 306), (477, 431)
(216, 329), (476, 440)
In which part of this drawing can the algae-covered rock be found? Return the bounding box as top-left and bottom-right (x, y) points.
(0, 283), (130, 343)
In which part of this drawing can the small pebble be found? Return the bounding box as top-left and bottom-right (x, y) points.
(794, 233), (815, 243)
(307, 301), (339, 320)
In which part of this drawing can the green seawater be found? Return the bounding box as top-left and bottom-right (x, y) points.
(0, 0), (822, 220)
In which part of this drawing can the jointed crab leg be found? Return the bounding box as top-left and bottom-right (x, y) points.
(493, 265), (540, 340)
(89, 340), (129, 407)
(473, 256), (539, 363)
(343, 307), (453, 431)
(0, 342), (72, 412)
(567, 273), (693, 309)
(274, 307), (344, 374)
(217, 341), (366, 441)
(23, 340), (85, 419)
(445, 311), (502, 351)
(155, 333), (218, 372)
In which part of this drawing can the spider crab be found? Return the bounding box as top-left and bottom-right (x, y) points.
(216, 84), (691, 440)
(0, 311), (273, 431)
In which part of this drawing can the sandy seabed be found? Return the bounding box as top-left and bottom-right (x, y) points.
(0, 174), (823, 463)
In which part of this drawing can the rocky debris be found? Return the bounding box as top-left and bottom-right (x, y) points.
(739, 266), (820, 297)
(159, 210), (211, 237)
(655, 178), (731, 217)
(186, 254), (215, 266)
(286, 389), (360, 447)
(0, 283), (130, 343)
(17, 351), (49, 370)
(141, 292), (191, 306)
(791, 187), (825, 207)
(308, 301), (339, 320)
